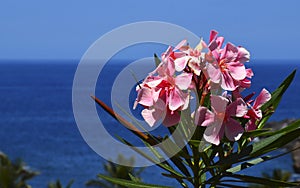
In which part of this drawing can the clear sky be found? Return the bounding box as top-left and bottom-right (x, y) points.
(1, 0), (300, 60)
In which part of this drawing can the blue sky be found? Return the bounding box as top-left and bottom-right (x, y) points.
(1, 0), (300, 60)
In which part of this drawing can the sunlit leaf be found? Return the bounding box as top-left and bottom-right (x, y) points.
(258, 70), (296, 129)
(249, 128), (300, 158)
(226, 156), (271, 173)
(224, 173), (299, 187)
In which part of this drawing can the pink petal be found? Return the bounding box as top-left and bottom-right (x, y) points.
(166, 59), (176, 76)
(174, 56), (189, 72)
(247, 107), (261, 120)
(220, 70), (237, 91)
(195, 106), (215, 127)
(203, 120), (224, 145)
(255, 109), (262, 119)
(216, 36), (224, 48)
(232, 89), (242, 99)
(161, 46), (173, 62)
(253, 88), (271, 109)
(175, 72), (192, 90)
(246, 68), (254, 78)
(211, 95), (229, 114)
(221, 43), (237, 60)
(224, 118), (244, 141)
(208, 40), (218, 51)
(227, 62), (246, 80)
(152, 64), (164, 76)
(188, 57), (202, 76)
(142, 108), (163, 127)
(237, 47), (250, 63)
(174, 40), (187, 50)
(156, 59), (175, 76)
(182, 92), (190, 110)
(144, 76), (163, 87)
(135, 87), (154, 107)
(226, 98), (248, 117)
(246, 118), (257, 131)
(151, 88), (161, 103)
(226, 42), (238, 52)
(239, 78), (251, 88)
(162, 109), (180, 127)
(207, 63), (221, 83)
(168, 88), (185, 111)
(211, 50), (220, 60)
(209, 30), (218, 43)
(173, 51), (186, 58)
(153, 95), (167, 110)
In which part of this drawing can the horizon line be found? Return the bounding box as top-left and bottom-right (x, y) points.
(0, 58), (299, 65)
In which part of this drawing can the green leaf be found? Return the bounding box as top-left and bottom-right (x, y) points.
(189, 140), (201, 148)
(258, 70), (296, 129)
(129, 173), (141, 182)
(224, 173), (299, 187)
(85, 180), (111, 188)
(160, 137), (190, 159)
(218, 124), (300, 167)
(117, 137), (186, 180)
(199, 151), (216, 176)
(227, 145), (300, 174)
(141, 140), (165, 162)
(249, 128), (300, 158)
(142, 139), (192, 180)
(226, 156), (271, 173)
(250, 119), (300, 138)
(169, 156), (191, 178)
(66, 180), (74, 188)
(241, 128), (272, 138)
(154, 53), (161, 67)
(269, 119), (300, 135)
(98, 174), (172, 188)
(157, 138), (191, 177)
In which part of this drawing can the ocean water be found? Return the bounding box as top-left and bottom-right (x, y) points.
(0, 60), (299, 187)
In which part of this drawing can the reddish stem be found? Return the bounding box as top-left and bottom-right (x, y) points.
(91, 95), (157, 145)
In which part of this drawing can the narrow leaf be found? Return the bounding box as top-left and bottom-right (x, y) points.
(225, 173), (299, 187)
(258, 70), (296, 128)
(118, 137), (186, 179)
(241, 128), (272, 138)
(154, 53), (161, 67)
(226, 156), (270, 173)
(250, 128), (300, 158)
(129, 173), (141, 182)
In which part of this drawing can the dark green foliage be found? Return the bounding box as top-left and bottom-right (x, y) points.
(86, 154), (144, 188)
(47, 179), (74, 188)
(0, 151), (38, 188)
(249, 169), (292, 188)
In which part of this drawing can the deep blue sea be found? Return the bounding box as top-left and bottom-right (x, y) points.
(0, 60), (299, 187)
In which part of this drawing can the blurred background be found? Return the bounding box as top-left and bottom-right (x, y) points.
(0, 0), (300, 187)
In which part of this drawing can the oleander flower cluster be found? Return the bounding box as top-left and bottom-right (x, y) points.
(134, 30), (271, 145)
(95, 29), (298, 187)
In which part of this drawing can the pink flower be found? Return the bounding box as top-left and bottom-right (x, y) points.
(134, 55), (193, 127)
(195, 95), (248, 145)
(246, 88), (271, 131)
(205, 30), (250, 91)
(159, 40), (187, 75)
(174, 41), (205, 76)
(237, 68), (254, 89)
(194, 106), (215, 127)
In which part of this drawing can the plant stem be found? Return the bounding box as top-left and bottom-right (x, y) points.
(191, 145), (200, 188)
